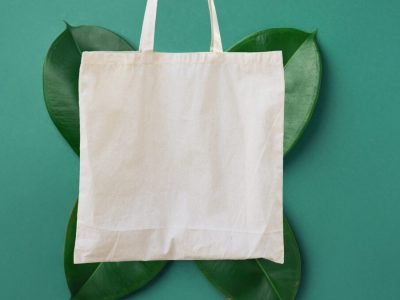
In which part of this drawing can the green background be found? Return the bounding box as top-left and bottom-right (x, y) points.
(1, 0), (399, 299)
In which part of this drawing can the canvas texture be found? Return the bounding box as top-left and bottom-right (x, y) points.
(74, 0), (285, 264)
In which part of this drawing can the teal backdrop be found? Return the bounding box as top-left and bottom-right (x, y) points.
(1, 0), (399, 299)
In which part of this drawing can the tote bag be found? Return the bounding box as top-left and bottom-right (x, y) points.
(74, 0), (285, 264)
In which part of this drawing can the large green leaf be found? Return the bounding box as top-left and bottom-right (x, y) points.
(196, 217), (301, 300)
(65, 201), (168, 300)
(43, 24), (134, 154)
(229, 28), (321, 155)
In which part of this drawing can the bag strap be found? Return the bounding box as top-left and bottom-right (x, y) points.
(139, 0), (223, 53)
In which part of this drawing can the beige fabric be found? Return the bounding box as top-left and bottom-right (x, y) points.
(74, 0), (285, 264)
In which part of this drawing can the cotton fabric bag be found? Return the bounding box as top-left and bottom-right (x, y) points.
(74, 0), (285, 264)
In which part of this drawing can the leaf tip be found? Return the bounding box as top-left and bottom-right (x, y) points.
(311, 29), (318, 37)
(63, 20), (72, 29)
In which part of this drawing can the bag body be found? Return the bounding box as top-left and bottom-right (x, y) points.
(74, 0), (285, 264)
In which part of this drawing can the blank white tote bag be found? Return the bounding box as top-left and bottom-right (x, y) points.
(74, 0), (285, 264)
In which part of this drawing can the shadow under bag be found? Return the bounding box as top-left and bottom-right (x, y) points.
(74, 0), (285, 264)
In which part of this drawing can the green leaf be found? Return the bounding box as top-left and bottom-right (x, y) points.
(229, 28), (322, 155)
(43, 24), (134, 154)
(196, 217), (301, 300)
(65, 201), (168, 300)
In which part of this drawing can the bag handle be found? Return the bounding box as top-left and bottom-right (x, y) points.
(139, 0), (223, 53)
